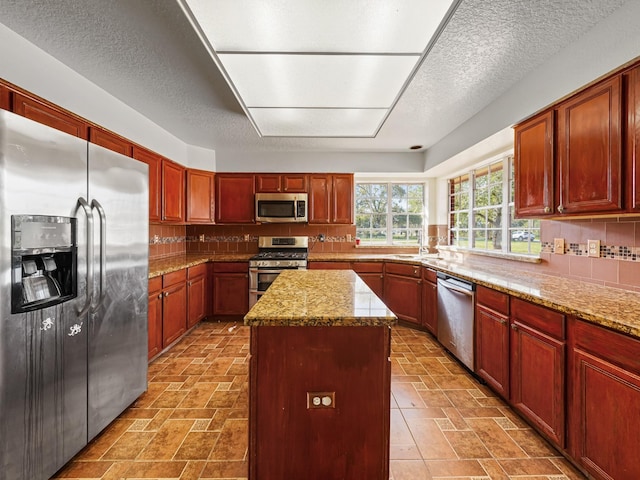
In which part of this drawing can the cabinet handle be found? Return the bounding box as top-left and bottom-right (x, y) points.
(511, 323), (518, 331)
(544, 206), (551, 213)
(499, 318), (507, 325)
(188, 281), (192, 286)
(557, 205), (564, 213)
(164, 291), (169, 297)
(157, 293), (162, 299)
(380, 275), (384, 279)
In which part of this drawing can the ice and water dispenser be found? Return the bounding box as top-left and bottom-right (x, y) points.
(11, 215), (77, 313)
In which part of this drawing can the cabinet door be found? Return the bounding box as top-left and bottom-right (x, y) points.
(89, 126), (132, 156)
(308, 261), (351, 270)
(162, 281), (187, 347)
(215, 174), (255, 223)
(133, 147), (162, 222)
(557, 75), (622, 214)
(282, 174), (307, 192)
(383, 273), (421, 325)
(186, 169), (214, 223)
(332, 174), (354, 224)
(357, 273), (385, 299)
(514, 110), (554, 217)
(148, 285), (163, 360)
(626, 65), (640, 211)
(421, 280), (437, 336)
(476, 304), (509, 398)
(13, 92), (88, 139)
(187, 274), (206, 328)
(162, 159), (185, 222)
(510, 320), (565, 447)
(213, 273), (249, 316)
(255, 174), (281, 192)
(0, 83), (10, 110)
(308, 175), (331, 223)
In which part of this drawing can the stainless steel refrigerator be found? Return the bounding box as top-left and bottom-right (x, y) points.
(0, 110), (149, 480)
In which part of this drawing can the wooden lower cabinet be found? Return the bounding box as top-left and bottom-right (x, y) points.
(213, 262), (249, 317)
(187, 264), (207, 328)
(475, 286), (510, 398)
(510, 298), (566, 448)
(352, 262), (384, 299)
(308, 261), (351, 270)
(569, 318), (640, 480)
(383, 263), (421, 325)
(162, 269), (188, 347)
(249, 326), (391, 479)
(421, 268), (437, 336)
(148, 277), (163, 360)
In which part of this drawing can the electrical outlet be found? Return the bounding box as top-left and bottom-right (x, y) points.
(318, 234), (325, 242)
(244, 234), (250, 241)
(587, 239), (601, 257)
(554, 238), (565, 255)
(307, 391), (335, 409)
(346, 234), (352, 242)
(199, 234), (205, 242)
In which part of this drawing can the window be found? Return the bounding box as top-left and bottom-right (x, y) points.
(448, 156), (540, 255)
(356, 183), (425, 245)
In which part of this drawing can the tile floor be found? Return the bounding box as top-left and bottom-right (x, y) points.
(53, 321), (586, 480)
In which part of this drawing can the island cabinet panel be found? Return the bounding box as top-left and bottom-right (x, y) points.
(514, 109), (555, 217)
(161, 159), (185, 222)
(186, 264), (207, 329)
(147, 277), (163, 361)
(186, 169), (215, 223)
(249, 326), (391, 480)
(133, 146), (162, 222)
(421, 268), (437, 336)
(510, 298), (566, 448)
(556, 75), (623, 214)
(88, 126), (132, 156)
(213, 262), (249, 316)
(161, 269), (188, 347)
(352, 262), (384, 299)
(569, 318), (640, 480)
(12, 92), (89, 139)
(215, 173), (255, 223)
(383, 263), (422, 325)
(626, 64), (640, 211)
(0, 83), (10, 110)
(475, 286), (510, 398)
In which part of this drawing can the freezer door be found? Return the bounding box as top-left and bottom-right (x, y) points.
(0, 111), (89, 479)
(87, 142), (149, 440)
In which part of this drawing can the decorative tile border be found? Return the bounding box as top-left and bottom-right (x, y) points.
(541, 241), (640, 261)
(149, 234), (186, 245)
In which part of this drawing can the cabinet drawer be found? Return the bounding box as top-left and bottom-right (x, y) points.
(476, 285), (509, 315)
(512, 297), (565, 340)
(163, 268), (186, 288)
(214, 262), (248, 273)
(351, 262), (383, 273)
(422, 268), (437, 283)
(188, 263), (208, 279)
(149, 276), (162, 294)
(385, 262), (421, 278)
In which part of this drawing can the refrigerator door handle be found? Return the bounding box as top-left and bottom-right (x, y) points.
(77, 197), (94, 316)
(91, 199), (107, 310)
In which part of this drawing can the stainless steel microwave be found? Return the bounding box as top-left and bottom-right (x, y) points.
(255, 193), (308, 223)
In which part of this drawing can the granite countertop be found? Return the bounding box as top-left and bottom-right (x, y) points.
(244, 270), (397, 327)
(149, 253), (252, 278)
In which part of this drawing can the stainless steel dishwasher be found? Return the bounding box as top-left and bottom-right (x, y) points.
(436, 272), (476, 370)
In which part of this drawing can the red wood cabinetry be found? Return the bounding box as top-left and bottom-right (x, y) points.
(352, 262), (384, 299)
(308, 261), (351, 270)
(475, 286), (510, 398)
(215, 174), (255, 223)
(255, 173), (307, 193)
(421, 268), (437, 336)
(161, 159), (185, 222)
(626, 64), (640, 211)
(133, 147), (162, 222)
(187, 264), (207, 328)
(0, 83), (10, 110)
(13, 92), (88, 139)
(556, 75), (623, 214)
(213, 262), (249, 317)
(383, 263), (422, 325)
(514, 110), (554, 217)
(282, 174), (307, 193)
(569, 318), (640, 480)
(161, 269), (187, 348)
(88, 126), (132, 156)
(148, 277), (163, 361)
(186, 169), (215, 223)
(510, 298), (566, 447)
(309, 174), (354, 224)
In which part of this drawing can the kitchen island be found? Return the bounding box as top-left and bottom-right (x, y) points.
(244, 269), (397, 480)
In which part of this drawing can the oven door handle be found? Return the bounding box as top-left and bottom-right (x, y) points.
(250, 268), (298, 274)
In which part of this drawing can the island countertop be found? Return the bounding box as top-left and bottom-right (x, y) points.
(244, 269), (397, 327)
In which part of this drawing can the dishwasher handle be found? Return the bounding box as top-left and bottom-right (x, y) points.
(438, 279), (475, 297)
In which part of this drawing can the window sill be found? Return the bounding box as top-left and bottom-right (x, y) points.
(437, 245), (542, 264)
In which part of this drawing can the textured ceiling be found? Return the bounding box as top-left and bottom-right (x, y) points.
(0, 0), (629, 153)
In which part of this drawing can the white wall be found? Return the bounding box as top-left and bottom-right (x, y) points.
(0, 22), (217, 168)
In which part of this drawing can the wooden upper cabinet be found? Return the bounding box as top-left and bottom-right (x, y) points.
(282, 174), (307, 192)
(626, 64), (640, 212)
(309, 174), (354, 224)
(13, 92), (88, 139)
(215, 173), (255, 223)
(162, 159), (185, 223)
(132, 146), (162, 223)
(88, 126), (132, 157)
(186, 169), (215, 223)
(0, 83), (9, 110)
(556, 75), (623, 214)
(514, 110), (555, 217)
(255, 174), (281, 193)
(255, 173), (308, 193)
